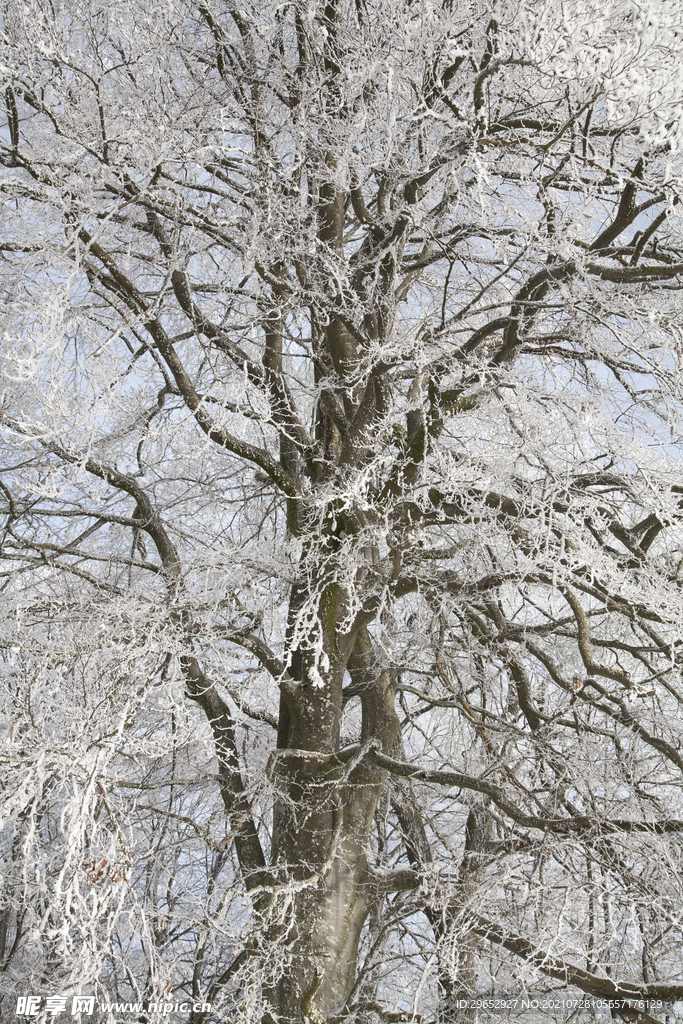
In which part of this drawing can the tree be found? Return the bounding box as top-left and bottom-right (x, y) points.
(2, 0), (683, 1021)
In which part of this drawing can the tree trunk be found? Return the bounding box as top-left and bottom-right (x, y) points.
(264, 612), (399, 1022)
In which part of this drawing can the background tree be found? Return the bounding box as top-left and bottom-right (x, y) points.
(2, 1), (683, 1022)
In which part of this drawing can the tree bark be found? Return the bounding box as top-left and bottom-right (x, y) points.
(263, 619), (399, 1022)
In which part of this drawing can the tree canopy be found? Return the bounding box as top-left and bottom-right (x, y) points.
(2, 1), (683, 1022)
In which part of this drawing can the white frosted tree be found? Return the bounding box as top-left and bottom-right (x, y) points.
(2, 1), (683, 1022)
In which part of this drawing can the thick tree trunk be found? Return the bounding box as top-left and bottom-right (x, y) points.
(264, 617), (400, 1023)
